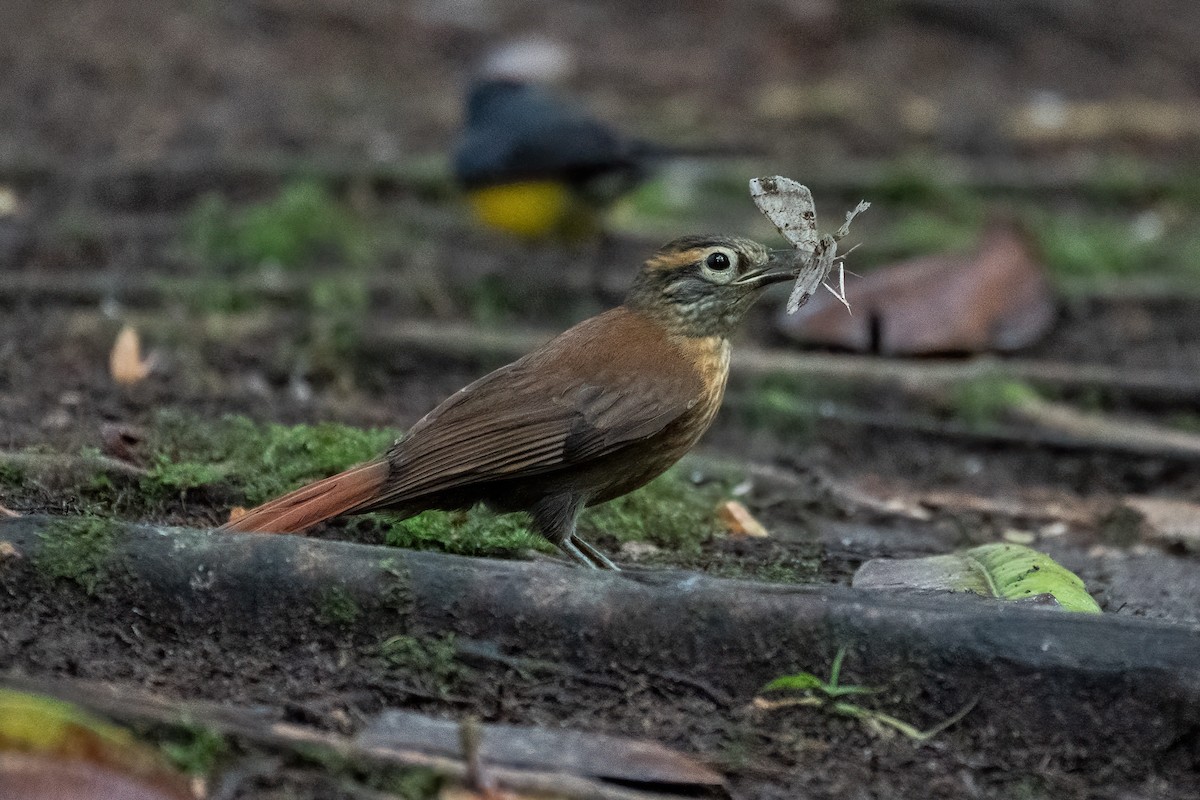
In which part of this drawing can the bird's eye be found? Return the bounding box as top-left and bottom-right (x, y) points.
(706, 252), (731, 271)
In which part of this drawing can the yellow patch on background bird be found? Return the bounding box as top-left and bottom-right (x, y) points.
(467, 180), (571, 238)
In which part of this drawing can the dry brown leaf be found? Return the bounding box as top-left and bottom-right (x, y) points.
(109, 326), (153, 386)
(101, 423), (146, 464)
(227, 507), (248, 524)
(777, 223), (1055, 354)
(1124, 496), (1200, 553)
(718, 500), (769, 538)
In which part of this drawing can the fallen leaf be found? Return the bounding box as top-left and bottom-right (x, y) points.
(718, 500), (769, 538)
(227, 507), (248, 524)
(0, 689), (192, 799)
(109, 326), (153, 386)
(852, 543), (1100, 613)
(1124, 496), (1200, 553)
(778, 222), (1055, 354)
(101, 424), (147, 464)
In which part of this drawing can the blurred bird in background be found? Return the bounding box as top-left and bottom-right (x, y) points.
(453, 42), (751, 241)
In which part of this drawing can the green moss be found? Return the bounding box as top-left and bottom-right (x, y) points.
(950, 375), (1041, 428)
(460, 274), (524, 327)
(0, 462), (24, 487)
(707, 556), (821, 585)
(34, 516), (121, 594)
(185, 180), (369, 271)
(1032, 212), (1150, 280)
(732, 373), (834, 436)
(880, 209), (982, 258)
(160, 725), (229, 775)
(140, 411), (398, 505)
(579, 469), (728, 556)
(379, 634), (462, 693)
(293, 746), (443, 799)
(873, 158), (979, 211)
(316, 586), (361, 627)
(1027, 207), (1200, 289)
(381, 506), (548, 559)
(381, 467), (729, 559)
(1168, 412), (1200, 433)
(378, 768), (443, 800)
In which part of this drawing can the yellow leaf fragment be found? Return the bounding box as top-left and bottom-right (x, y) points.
(110, 325), (153, 386)
(718, 500), (769, 538)
(0, 689), (192, 799)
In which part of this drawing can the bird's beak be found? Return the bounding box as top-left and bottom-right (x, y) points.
(736, 249), (802, 288)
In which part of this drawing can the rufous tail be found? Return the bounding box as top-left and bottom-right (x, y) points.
(220, 459), (390, 534)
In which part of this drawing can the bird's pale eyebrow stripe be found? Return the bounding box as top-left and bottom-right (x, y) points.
(646, 248), (710, 272)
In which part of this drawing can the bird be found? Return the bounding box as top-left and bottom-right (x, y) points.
(453, 79), (738, 240)
(221, 235), (798, 568)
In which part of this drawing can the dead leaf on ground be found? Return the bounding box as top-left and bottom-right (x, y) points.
(853, 543), (1101, 613)
(101, 423), (147, 465)
(109, 325), (154, 386)
(0, 689), (192, 800)
(1124, 496), (1200, 553)
(718, 500), (769, 538)
(777, 222), (1055, 354)
(227, 507), (249, 525)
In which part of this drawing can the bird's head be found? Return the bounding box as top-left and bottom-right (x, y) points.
(625, 235), (798, 337)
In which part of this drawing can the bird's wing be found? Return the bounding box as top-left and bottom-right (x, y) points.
(370, 311), (705, 504)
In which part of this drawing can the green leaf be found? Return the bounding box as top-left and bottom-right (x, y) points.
(761, 672), (826, 693)
(966, 543), (1100, 613)
(853, 543), (1101, 613)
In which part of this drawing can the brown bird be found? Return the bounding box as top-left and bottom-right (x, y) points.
(221, 236), (798, 568)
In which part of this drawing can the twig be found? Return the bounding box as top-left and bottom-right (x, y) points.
(720, 395), (1200, 463)
(1011, 399), (1200, 458)
(0, 450), (148, 480)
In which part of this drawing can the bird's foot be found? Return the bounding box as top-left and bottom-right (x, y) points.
(557, 535), (620, 570)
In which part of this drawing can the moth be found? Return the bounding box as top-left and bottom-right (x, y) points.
(749, 176), (869, 314)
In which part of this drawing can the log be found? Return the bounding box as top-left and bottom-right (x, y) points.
(2, 516), (1199, 762)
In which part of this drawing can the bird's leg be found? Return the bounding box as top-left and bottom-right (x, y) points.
(531, 493), (620, 570)
(559, 538), (601, 569)
(570, 534), (620, 571)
